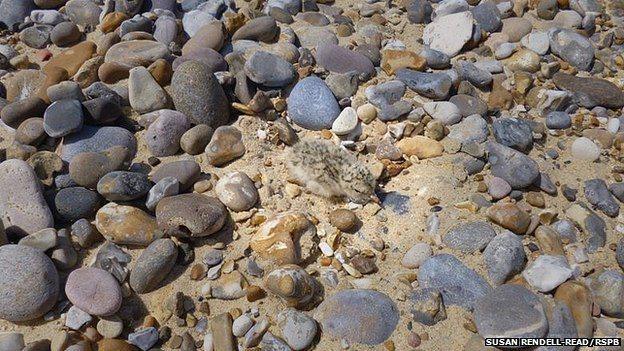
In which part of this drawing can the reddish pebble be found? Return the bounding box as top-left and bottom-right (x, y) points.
(407, 332), (421, 348)
(37, 49), (53, 61)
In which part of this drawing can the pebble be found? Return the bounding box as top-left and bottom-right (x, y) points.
(553, 72), (624, 109)
(145, 176), (179, 211)
(51, 22), (81, 47)
(171, 60), (229, 127)
(422, 11), (474, 57)
(315, 289), (399, 345)
(331, 107), (358, 135)
(244, 51), (296, 87)
(65, 305), (93, 330)
(474, 284), (548, 338)
(316, 43), (375, 79)
(54, 187), (101, 222)
(204, 126), (246, 166)
(232, 16), (279, 42)
(443, 221), (496, 253)
(570, 137), (601, 161)
(104, 40), (168, 68)
(549, 29), (594, 71)
(97, 171), (152, 202)
(128, 66), (169, 114)
(396, 69), (452, 100)
(492, 117), (533, 152)
(483, 231), (526, 285)
(0, 333), (25, 351)
(232, 314), (254, 337)
(522, 255), (573, 292)
(65, 267), (122, 316)
(396, 136), (444, 159)
(180, 124), (214, 155)
(584, 178), (620, 217)
(150, 159), (200, 191)
(401, 242), (432, 269)
(0, 159), (54, 236)
(278, 308), (317, 350)
(156, 193), (227, 237)
(422, 101), (461, 125)
(95, 203), (162, 246)
(487, 142), (539, 189)
(97, 315), (124, 338)
(288, 76), (340, 130)
(60, 125), (137, 163)
(144, 110), (191, 157)
(328, 208), (358, 232)
(0, 245), (59, 322)
(215, 172), (259, 212)
(128, 327), (159, 351)
(418, 254), (491, 310)
(129, 238), (178, 294)
(590, 270), (624, 318)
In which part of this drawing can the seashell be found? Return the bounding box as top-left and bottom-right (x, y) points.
(264, 264), (320, 309)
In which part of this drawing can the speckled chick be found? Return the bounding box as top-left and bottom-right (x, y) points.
(286, 139), (376, 204)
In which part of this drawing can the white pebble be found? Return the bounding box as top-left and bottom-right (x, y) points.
(332, 107), (359, 135)
(570, 137), (601, 161)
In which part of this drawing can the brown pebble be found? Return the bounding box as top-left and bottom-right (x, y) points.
(329, 209), (358, 232)
(190, 264), (206, 280)
(383, 340), (395, 350)
(320, 257), (332, 266)
(143, 315), (158, 328)
(427, 197), (440, 206)
(407, 333), (421, 348)
(321, 129), (333, 139)
(198, 301), (210, 315)
(477, 182), (487, 192)
(525, 191), (545, 208)
(229, 308), (242, 319)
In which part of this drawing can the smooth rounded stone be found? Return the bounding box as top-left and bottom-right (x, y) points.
(119, 15), (152, 38)
(521, 31), (549, 56)
(129, 238), (177, 294)
(422, 11), (473, 57)
(171, 60), (230, 127)
(0, 245), (59, 322)
(182, 21), (225, 55)
(98, 62), (130, 84)
(537, 0), (558, 19)
(494, 42), (515, 59)
(522, 255), (573, 292)
(66, 267), (121, 316)
(150, 159), (200, 191)
(180, 124), (214, 155)
(471, 1), (501, 32)
(545, 111), (571, 129)
(215, 172), (258, 212)
(70, 218), (101, 248)
(0, 333), (25, 351)
(331, 107), (358, 135)
(232, 16), (279, 42)
(145, 176), (179, 211)
(20, 25), (52, 49)
(294, 26), (338, 48)
(584, 179), (619, 218)
(501, 17), (532, 42)
(277, 308), (317, 350)
(0, 159), (54, 236)
(401, 242), (432, 269)
(502, 48), (540, 73)
(265, 0), (301, 14)
(552, 72), (624, 109)
(570, 137), (600, 161)
(153, 15), (177, 46)
(47, 81), (84, 102)
(60, 126), (137, 163)
(549, 29), (594, 71)
(50, 22), (81, 47)
(144, 110), (191, 157)
(18, 228), (58, 251)
(455, 61), (492, 89)
(486, 141), (539, 189)
(396, 136), (444, 159)
(182, 10), (217, 37)
(449, 94), (487, 117)
(172, 47), (227, 73)
(97, 171), (152, 202)
(69, 146), (130, 188)
(1, 96), (47, 129)
(204, 125), (245, 166)
(64, 0), (101, 27)
(591, 270), (624, 318)
(418, 254), (491, 310)
(406, 0), (432, 23)
(475, 284), (548, 338)
(232, 314), (254, 337)
(97, 315), (124, 339)
(244, 51), (295, 88)
(98, 338), (140, 351)
(446, 114), (488, 145)
(423, 101), (461, 125)
(396, 69), (452, 100)
(0, 0), (36, 29)
(55, 187), (101, 222)
(486, 176), (511, 200)
(483, 230), (526, 285)
(43, 99), (84, 138)
(553, 10), (582, 28)
(96, 203), (161, 246)
(2, 69), (45, 102)
(609, 183), (624, 204)
(287, 76), (340, 130)
(325, 72), (358, 101)
(82, 95), (122, 124)
(315, 289), (398, 345)
(128, 66), (168, 114)
(443, 221), (496, 254)
(15, 118), (46, 146)
(419, 47), (450, 69)
(315, 43), (375, 79)
(156, 193), (226, 237)
(104, 40), (168, 68)
(492, 117), (533, 152)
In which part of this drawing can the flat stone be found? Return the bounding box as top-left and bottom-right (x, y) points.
(128, 66), (169, 114)
(43, 99), (84, 138)
(144, 110), (191, 157)
(215, 172), (259, 212)
(447, 114), (488, 145)
(316, 43), (375, 79)
(549, 28), (594, 71)
(204, 126), (245, 166)
(422, 11), (473, 57)
(418, 254), (491, 310)
(277, 308), (317, 350)
(0, 159), (54, 236)
(244, 51), (296, 87)
(0, 245), (59, 322)
(60, 126), (137, 163)
(553, 72), (624, 109)
(483, 231), (526, 285)
(423, 101), (461, 125)
(487, 141), (539, 189)
(95, 203), (162, 246)
(129, 238), (178, 294)
(584, 178), (619, 217)
(314, 289), (399, 345)
(501, 17), (532, 42)
(396, 69), (452, 100)
(590, 270), (624, 318)
(65, 267), (122, 316)
(97, 171), (152, 202)
(54, 187), (102, 222)
(44, 41), (97, 77)
(156, 193), (227, 237)
(443, 221), (496, 253)
(104, 40), (169, 68)
(522, 255), (573, 292)
(474, 284), (548, 338)
(492, 117), (533, 152)
(150, 159), (200, 191)
(232, 16), (279, 42)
